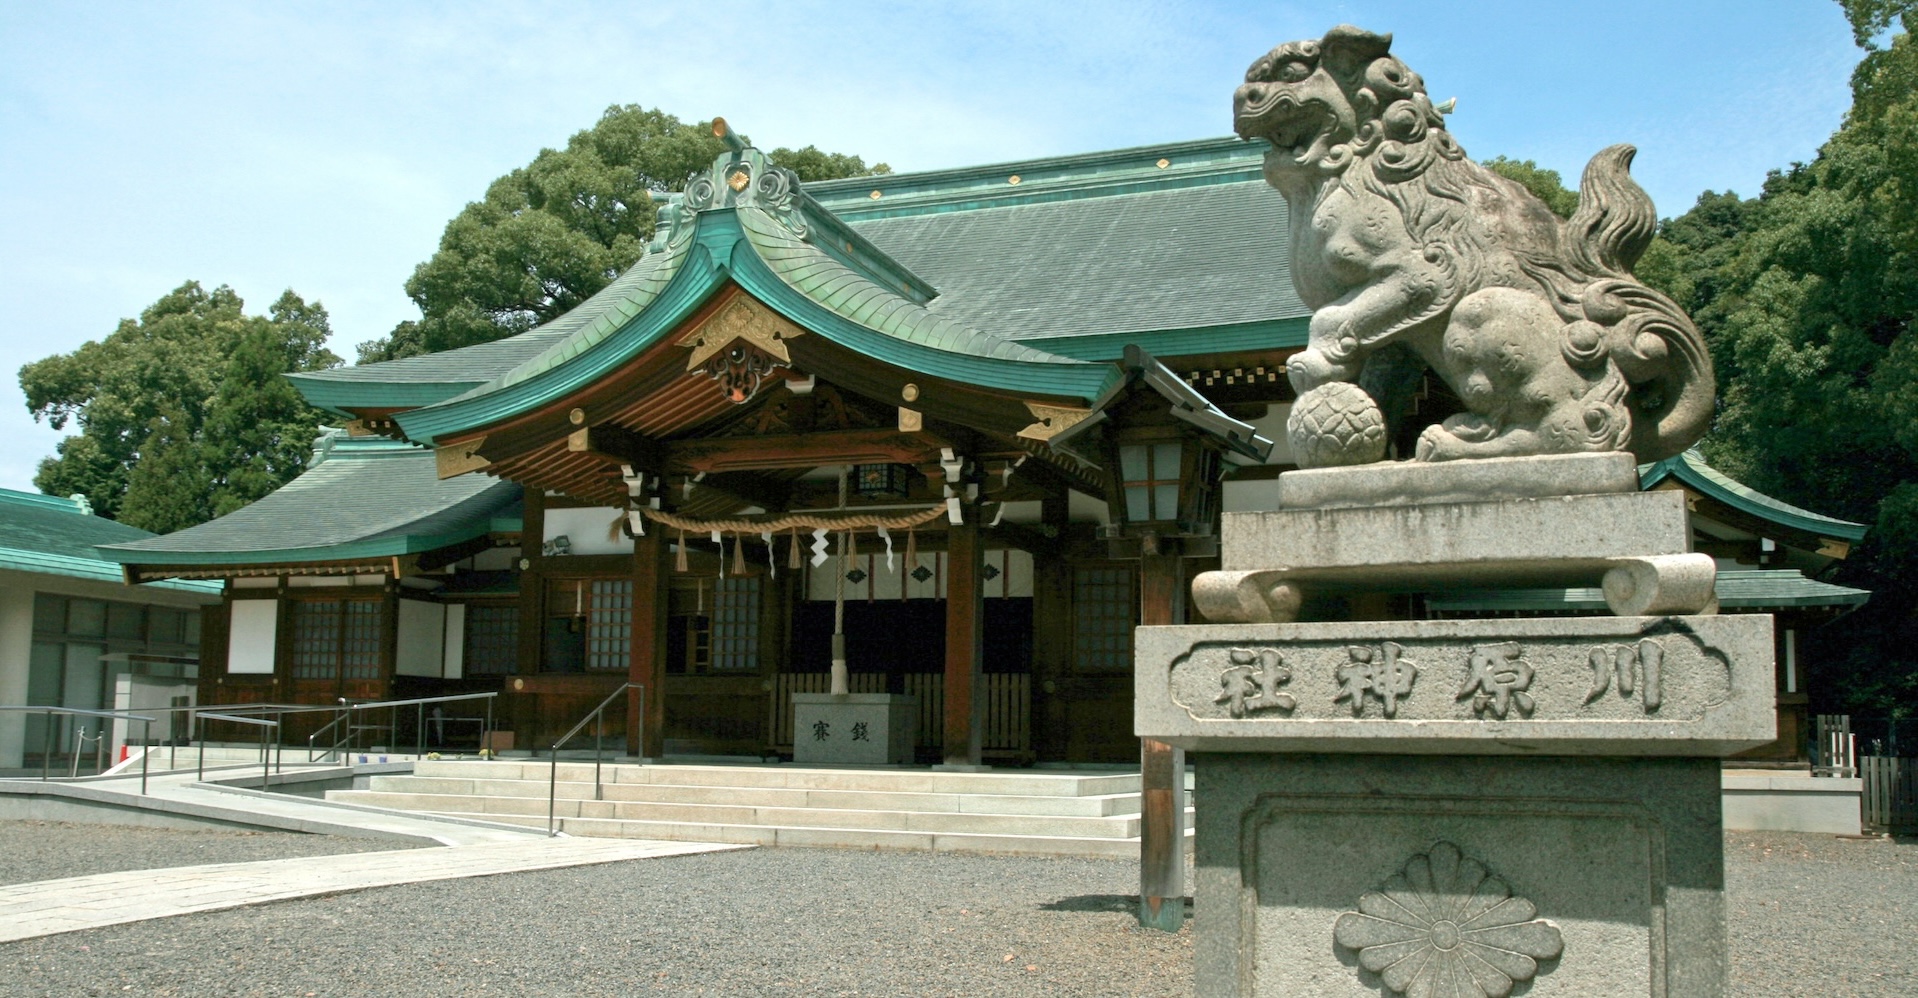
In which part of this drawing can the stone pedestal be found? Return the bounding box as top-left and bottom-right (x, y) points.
(1143, 466), (1774, 997)
(1191, 754), (1726, 997)
(792, 693), (917, 765)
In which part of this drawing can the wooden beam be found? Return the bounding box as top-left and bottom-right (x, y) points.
(943, 515), (985, 767)
(667, 429), (948, 474)
(567, 424), (663, 471)
(984, 519), (1063, 559)
(698, 471), (793, 512)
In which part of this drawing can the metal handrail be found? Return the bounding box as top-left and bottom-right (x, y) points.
(308, 692), (499, 762)
(0, 705), (158, 794)
(547, 683), (645, 837)
(194, 711), (279, 789)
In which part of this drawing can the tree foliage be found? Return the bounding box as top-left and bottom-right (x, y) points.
(1639, 1), (1918, 715)
(19, 282), (340, 532)
(360, 106), (888, 361)
(1482, 157), (1580, 219)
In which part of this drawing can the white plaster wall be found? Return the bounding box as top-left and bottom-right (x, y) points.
(1247, 403), (1295, 465)
(109, 674), (194, 761)
(396, 599), (446, 678)
(1068, 489), (1109, 527)
(441, 604), (466, 680)
(227, 600), (278, 674)
(543, 506), (629, 556)
(0, 586), (33, 768)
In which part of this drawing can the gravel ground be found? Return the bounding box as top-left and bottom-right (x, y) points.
(1727, 830), (1917, 997)
(0, 828), (1910, 997)
(0, 821), (420, 888)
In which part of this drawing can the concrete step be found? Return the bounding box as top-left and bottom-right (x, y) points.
(330, 789), (1189, 840)
(416, 810), (1195, 859)
(364, 774), (1173, 817)
(410, 759), (1143, 797)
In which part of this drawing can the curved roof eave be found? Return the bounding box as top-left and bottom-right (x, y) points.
(1640, 450), (1870, 543)
(395, 208), (1121, 446)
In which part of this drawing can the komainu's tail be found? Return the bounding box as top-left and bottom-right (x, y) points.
(1566, 144), (1658, 277)
(1563, 144), (1715, 460)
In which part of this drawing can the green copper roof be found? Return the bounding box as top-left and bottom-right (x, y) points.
(100, 434), (520, 568)
(1426, 569), (1870, 614)
(292, 136), (1304, 416)
(393, 183), (1122, 445)
(1640, 450), (1870, 543)
(844, 178), (1308, 353)
(0, 489), (218, 593)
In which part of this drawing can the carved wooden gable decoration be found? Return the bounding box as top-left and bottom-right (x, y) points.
(677, 294), (807, 405)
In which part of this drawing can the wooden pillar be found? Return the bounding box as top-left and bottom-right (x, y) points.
(943, 516), (986, 767)
(1139, 548), (1186, 931)
(1030, 493), (1072, 762)
(513, 489), (545, 749)
(628, 525), (670, 758)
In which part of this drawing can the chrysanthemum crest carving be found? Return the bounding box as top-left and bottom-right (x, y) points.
(1333, 841), (1562, 998)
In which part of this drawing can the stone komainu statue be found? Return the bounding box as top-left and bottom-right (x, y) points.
(1233, 26), (1713, 465)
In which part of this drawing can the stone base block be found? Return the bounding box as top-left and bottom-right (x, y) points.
(1195, 753), (1727, 997)
(1277, 451), (1641, 510)
(792, 694), (917, 765)
(1221, 490), (1692, 582)
(1721, 771), (1863, 835)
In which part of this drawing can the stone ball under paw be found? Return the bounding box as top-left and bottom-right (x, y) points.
(1288, 383), (1388, 468)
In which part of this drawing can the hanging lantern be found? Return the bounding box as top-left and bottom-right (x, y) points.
(1113, 435), (1223, 533)
(852, 463), (913, 499)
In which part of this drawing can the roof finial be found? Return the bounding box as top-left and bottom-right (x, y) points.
(712, 117), (747, 153)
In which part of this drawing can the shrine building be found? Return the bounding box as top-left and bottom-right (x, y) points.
(99, 131), (1869, 765)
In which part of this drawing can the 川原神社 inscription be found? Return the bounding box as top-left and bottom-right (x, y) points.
(1177, 633), (1689, 722)
(1134, 615), (1775, 755)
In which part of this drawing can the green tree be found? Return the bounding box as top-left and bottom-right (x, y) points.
(361, 106), (888, 361)
(1482, 156), (1580, 219)
(1639, 1), (1918, 716)
(20, 282), (340, 532)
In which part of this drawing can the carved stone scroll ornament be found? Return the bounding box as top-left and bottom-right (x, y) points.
(1233, 26), (1714, 467)
(1333, 841), (1563, 998)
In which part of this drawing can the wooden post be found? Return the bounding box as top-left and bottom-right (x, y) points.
(943, 516), (985, 767)
(629, 525), (670, 759)
(1139, 548), (1186, 931)
(513, 489), (545, 749)
(1030, 493), (1072, 762)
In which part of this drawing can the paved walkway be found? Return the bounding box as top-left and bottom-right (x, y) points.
(0, 836), (750, 943)
(0, 759), (750, 942)
(4, 763), (544, 846)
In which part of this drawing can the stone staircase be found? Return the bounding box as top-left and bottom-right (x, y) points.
(326, 759), (1194, 858)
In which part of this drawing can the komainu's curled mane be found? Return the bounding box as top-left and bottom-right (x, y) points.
(1233, 25), (1712, 463)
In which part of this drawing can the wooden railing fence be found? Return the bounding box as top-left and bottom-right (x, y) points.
(1814, 714), (1857, 777)
(1861, 755), (1918, 833)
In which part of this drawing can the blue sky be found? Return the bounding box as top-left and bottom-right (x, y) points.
(0, 0), (1865, 497)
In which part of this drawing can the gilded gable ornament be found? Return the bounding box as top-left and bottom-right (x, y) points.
(677, 296), (807, 405)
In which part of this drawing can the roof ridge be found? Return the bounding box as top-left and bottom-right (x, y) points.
(0, 488), (90, 515)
